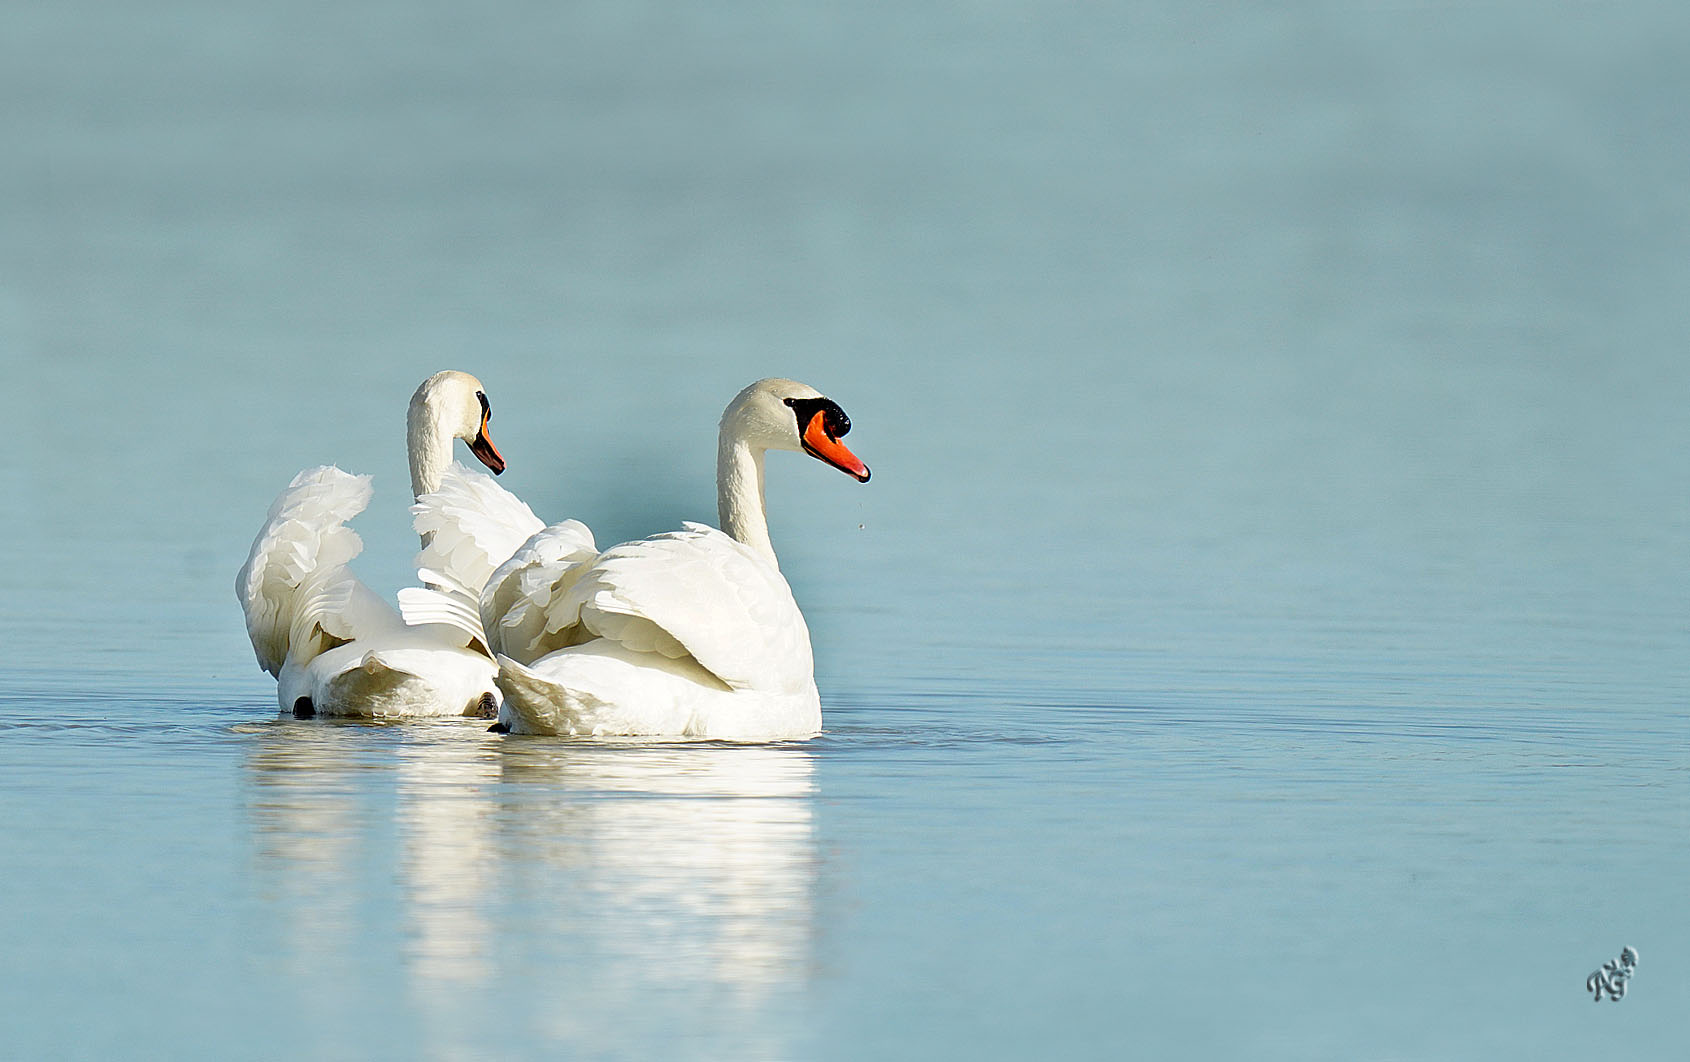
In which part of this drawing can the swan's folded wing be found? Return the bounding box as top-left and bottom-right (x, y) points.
(563, 523), (813, 693)
(236, 466), (379, 675)
(479, 520), (601, 664)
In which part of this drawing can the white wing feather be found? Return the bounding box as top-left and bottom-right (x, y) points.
(410, 462), (546, 596)
(403, 462), (548, 648)
(560, 523), (812, 693)
(392, 585), (490, 653)
(480, 521), (600, 664)
(236, 466), (394, 675)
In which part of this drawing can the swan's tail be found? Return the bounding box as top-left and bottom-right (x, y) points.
(237, 466), (374, 676)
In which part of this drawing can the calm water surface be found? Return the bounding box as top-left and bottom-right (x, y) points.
(3, 2), (1687, 1058)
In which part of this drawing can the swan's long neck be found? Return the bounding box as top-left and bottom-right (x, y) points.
(406, 396), (453, 500)
(718, 433), (778, 569)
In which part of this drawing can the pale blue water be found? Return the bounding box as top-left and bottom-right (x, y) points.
(3, 2), (1687, 1058)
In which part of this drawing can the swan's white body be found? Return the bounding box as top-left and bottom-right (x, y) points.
(237, 372), (542, 718)
(487, 522), (821, 741)
(465, 378), (868, 741)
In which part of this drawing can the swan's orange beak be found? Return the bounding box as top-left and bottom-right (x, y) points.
(468, 413), (506, 475)
(802, 411), (870, 482)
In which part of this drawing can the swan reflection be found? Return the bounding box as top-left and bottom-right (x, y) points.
(393, 728), (504, 990)
(493, 739), (818, 1002)
(246, 720), (817, 1054)
(245, 721), (384, 983)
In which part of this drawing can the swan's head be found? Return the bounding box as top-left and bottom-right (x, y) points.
(722, 378), (870, 482)
(410, 370), (505, 474)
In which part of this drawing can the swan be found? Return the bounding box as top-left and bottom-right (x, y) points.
(236, 370), (550, 719)
(475, 377), (870, 741)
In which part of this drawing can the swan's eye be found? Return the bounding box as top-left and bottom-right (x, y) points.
(823, 405), (850, 438)
(476, 391), (491, 422)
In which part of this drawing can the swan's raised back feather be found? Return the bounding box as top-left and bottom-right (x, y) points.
(236, 466), (376, 676)
(410, 463), (546, 598)
(403, 462), (548, 649)
(480, 521), (600, 664)
(394, 584), (491, 655)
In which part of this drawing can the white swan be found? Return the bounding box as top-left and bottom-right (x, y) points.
(477, 378), (870, 741)
(236, 371), (547, 719)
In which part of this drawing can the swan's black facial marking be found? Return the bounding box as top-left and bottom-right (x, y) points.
(785, 393), (870, 481)
(784, 396), (851, 441)
(468, 389), (507, 474)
